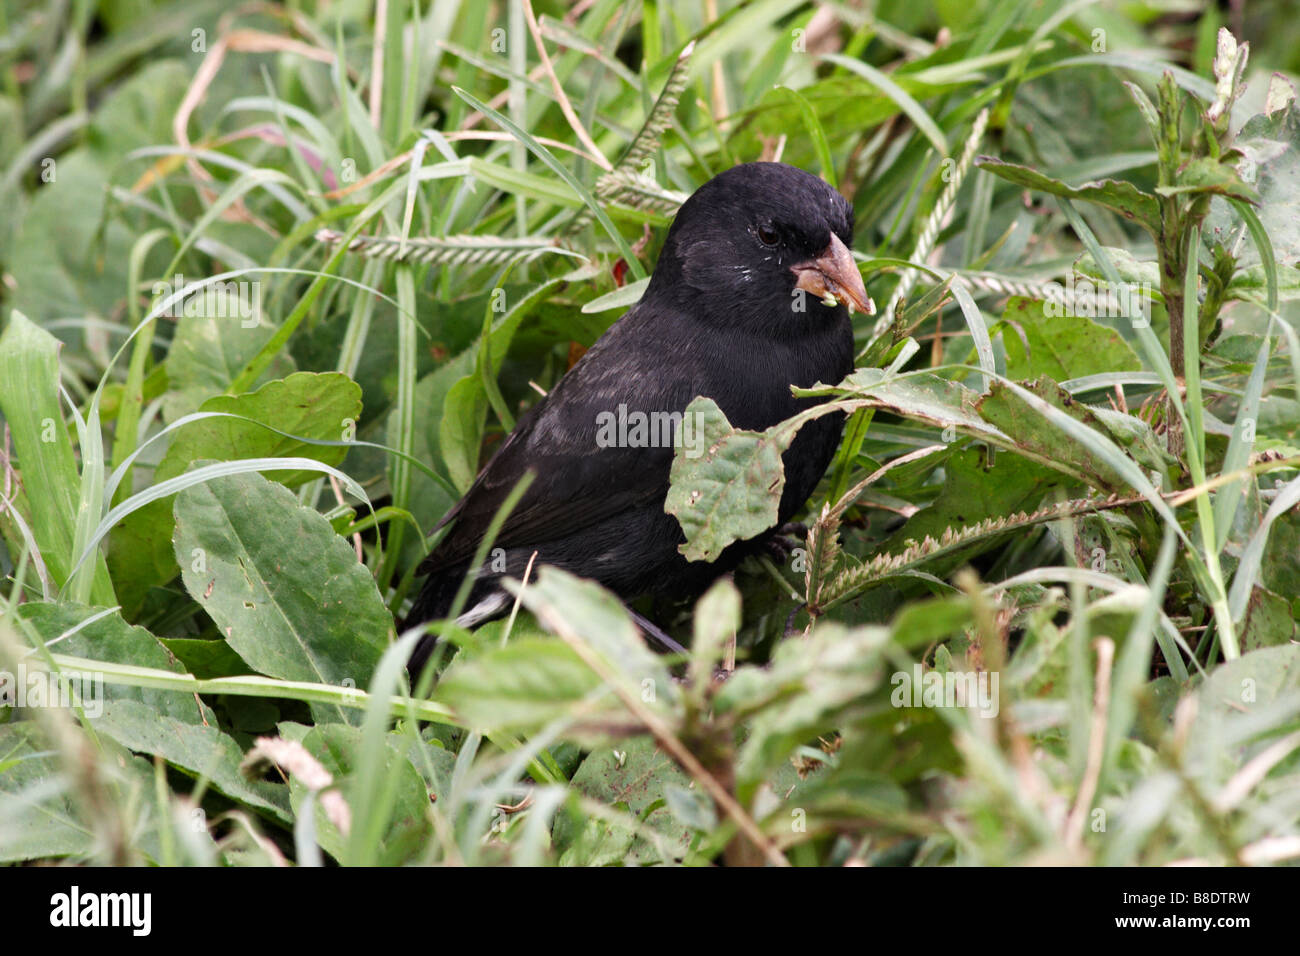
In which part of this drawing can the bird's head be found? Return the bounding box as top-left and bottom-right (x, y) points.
(647, 162), (873, 334)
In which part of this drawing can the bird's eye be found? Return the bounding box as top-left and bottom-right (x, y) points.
(757, 224), (779, 246)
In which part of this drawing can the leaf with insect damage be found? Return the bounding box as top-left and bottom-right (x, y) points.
(665, 397), (794, 562)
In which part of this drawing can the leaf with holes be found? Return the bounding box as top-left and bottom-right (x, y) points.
(976, 377), (1132, 492)
(665, 397), (793, 562)
(552, 735), (695, 866)
(173, 469), (390, 725)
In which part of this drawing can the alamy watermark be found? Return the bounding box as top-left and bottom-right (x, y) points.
(595, 403), (707, 458)
(1042, 273), (1153, 327)
(1, 662), (104, 719)
(891, 663), (1000, 718)
(49, 886), (150, 935)
(152, 273), (262, 328)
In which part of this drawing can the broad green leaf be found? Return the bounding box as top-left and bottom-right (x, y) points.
(438, 374), (489, 494)
(17, 602), (210, 722)
(156, 372), (361, 486)
(1156, 156), (1258, 201)
(157, 637), (251, 679)
(0, 721), (194, 864)
(1230, 477), (1300, 622)
(1240, 587), (1297, 652)
(0, 723), (97, 861)
(689, 578), (742, 691)
(1187, 644), (1300, 783)
(110, 372), (363, 612)
(1207, 92), (1300, 265)
(95, 699), (291, 822)
(511, 568), (675, 704)
(1196, 644), (1300, 721)
(88, 60), (193, 164)
(1260, 507), (1300, 600)
(1213, 333), (1271, 550)
(663, 782), (717, 833)
(173, 470), (390, 725)
(889, 596), (976, 648)
(999, 296), (1142, 382)
(771, 767), (909, 830)
(718, 623), (891, 799)
(665, 397), (795, 562)
(4, 154), (136, 351)
(163, 302), (296, 423)
(552, 735), (694, 866)
(434, 637), (605, 733)
(581, 277), (649, 313)
(976, 377), (1131, 492)
(1226, 263), (1300, 304)
(880, 447), (1058, 573)
(1089, 405), (1176, 476)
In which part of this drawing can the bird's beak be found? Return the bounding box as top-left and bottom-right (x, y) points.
(792, 234), (875, 315)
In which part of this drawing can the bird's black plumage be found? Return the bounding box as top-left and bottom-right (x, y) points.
(405, 162), (869, 675)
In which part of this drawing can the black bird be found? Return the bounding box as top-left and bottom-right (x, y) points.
(406, 162), (872, 675)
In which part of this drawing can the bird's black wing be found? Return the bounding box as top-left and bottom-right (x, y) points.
(417, 304), (701, 576)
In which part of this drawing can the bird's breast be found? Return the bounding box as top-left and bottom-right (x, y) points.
(697, 321), (852, 432)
